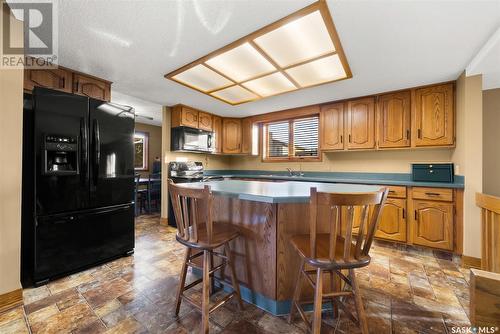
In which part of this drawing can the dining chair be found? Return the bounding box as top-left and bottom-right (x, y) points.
(288, 187), (388, 334)
(168, 180), (243, 334)
(147, 173), (161, 213)
(134, 174), (147, 216)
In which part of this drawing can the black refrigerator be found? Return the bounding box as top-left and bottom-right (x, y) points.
(22, 87), (135, 286)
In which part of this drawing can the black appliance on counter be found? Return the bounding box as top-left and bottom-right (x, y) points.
(21, 87), (135, 287)
(412, 163), (454, 183)
(167, 161), (222, 227)
(171, 126), (214, 153)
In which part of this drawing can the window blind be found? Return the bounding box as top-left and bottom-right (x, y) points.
(267, 121), (289, 157)
(293, 116), (319, 157)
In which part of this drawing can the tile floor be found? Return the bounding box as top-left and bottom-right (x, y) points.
(0, 215), (471, 333)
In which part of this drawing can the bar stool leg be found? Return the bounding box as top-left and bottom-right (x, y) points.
(175, 248), (190, 316)
(288, 258), (304, 324)
(350, 269), (368, 334)
(209, 252), (215, 295)
(225, 243), (243, 310)
(312, 268), (323, 334)
(330, 270), (339, 318)
(201, 250), (210, 334)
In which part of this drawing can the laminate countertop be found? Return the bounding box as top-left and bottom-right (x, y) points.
(175, 179), (383, 204)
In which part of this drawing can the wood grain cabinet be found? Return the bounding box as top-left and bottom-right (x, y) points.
(171, 105), (199, 128)
(198, 111), (213, 131)
(412, 200), (454, 250)
(222, 118), (242, 154)
(24, 67), (73, 93)
(414, 84), (454, 147)
(73, 74), (111, 101)
(376, 198), (407, 242)
(346, 97), (376, 149)
(212, 116), (223, 154)
(377, 91), (411, 148)
(241, 118), (253, 154)
(320, 103), (344, 150)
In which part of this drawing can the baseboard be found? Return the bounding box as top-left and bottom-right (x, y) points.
(160, 217), (168, 226)
(0, 289), (23, 313)
(462, 255), (482, 269)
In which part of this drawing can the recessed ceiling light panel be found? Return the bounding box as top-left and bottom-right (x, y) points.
(211, 85), (259, 104)
(171, 64), (233, 92)
(205, 43), (277, 82)
(242, 72), (296, 97)
(165, 1), (352, 105)
(254, 10), (335, 68)
(286, 54), (347, 87)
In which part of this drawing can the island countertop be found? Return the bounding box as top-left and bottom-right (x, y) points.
(176, 179), (384, 203)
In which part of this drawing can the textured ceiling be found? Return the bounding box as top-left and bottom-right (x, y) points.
(53, 0), (500, 118)
(467, 26), (500, 90)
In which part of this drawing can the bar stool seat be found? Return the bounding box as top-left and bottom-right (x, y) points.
(290, 234), (370, 269)
(176, 223), (239, 250)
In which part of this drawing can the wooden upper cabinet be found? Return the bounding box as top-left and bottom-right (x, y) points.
(24, 67), (73, 93)
(223, 118), (242, 154)
(241, 118), (253, 155)
(320, 103), (344, 151)
(198, 111), (213, 131)
(212, 116), (223, 154)
(171, 105), (199, 128)
(414, 84), (454, 147)
(412, 200), (454, 250)
(377, 91), (411, 148)
(346, 97), (375, 149)
(74, 74), (111, 101)
(376, 198), (407, 242)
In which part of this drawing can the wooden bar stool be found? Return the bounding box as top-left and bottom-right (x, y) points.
(168, 180), (243, 334)
(288, 187), (388, 334)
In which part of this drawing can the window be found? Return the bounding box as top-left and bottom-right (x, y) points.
(134, 131), (149, 170)
(263, 116), (320, 161)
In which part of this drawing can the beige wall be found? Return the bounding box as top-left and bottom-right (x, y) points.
(134, 122), (162, 177)
(160, 106), (231, 219)
(452, 73), (483, 258)
(0, 8), (23, 295)
(227, 149), (454, 173)
(483, 88), (500, 197)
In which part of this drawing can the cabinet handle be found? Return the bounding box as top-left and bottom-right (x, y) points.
(74, 81), (79, 91)
(406, 129), (410, 140)
(61, 77), (65, 88)
(414, 210), (417, 220)
(388, 190), (396, 194)
(402, 208), (406, 219)
(340, 135), (343, 143)
(417, 129), (422, 139)
(425, 192), (441, 196)
(348, 134), (352, 143)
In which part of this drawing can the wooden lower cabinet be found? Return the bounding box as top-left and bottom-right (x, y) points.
(411, 200), (454, 250)
(376, 198), (407, 242)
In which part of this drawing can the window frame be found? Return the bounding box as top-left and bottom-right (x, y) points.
(262, 115), (321, 162)
(134, 131), (149, 171)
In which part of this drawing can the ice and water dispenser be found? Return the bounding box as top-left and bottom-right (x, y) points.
(42, 135), (79, 175)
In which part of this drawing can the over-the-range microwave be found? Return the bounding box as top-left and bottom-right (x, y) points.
(171, 126), (214, 153)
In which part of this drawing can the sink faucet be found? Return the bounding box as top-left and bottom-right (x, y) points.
(286, 168), (304, 177)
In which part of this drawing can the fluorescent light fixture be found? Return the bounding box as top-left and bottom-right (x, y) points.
(171, 64), (233, 92)
(206, 43), (276, 82)
(242, 72), (296, 97)
(165, 1), (351, 105)
(211, 85), (258, 104)
(286, 54), (346, 87)
(254, 11), (334, 68)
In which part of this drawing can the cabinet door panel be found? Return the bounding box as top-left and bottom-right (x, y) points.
(378, 91), (411, 148)
(212, 116), (222, 154)
(414, 84), (454, 146)
(24, 68), (73, 93)
(320, 103), (344, 150)
(347, 97), (375, 149)
(74, 74), (111, 101)
(223, 118), (242, 154)
(375, 198), (406, 241)
(241, 118), (253, 154)
(180, 107), (199, 128)
(198, 111), (212, 131)
(412, 200), (453, 250)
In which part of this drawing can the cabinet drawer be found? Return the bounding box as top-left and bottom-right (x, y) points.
(412, 187), (453, 202)
(386, 186), (406, 198)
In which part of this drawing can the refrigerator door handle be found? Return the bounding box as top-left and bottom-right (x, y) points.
(93, 119), (101, 186)
(80, 117), (88, 183)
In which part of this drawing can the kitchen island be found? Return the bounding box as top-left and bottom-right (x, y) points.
(176, 179), (383, 315)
